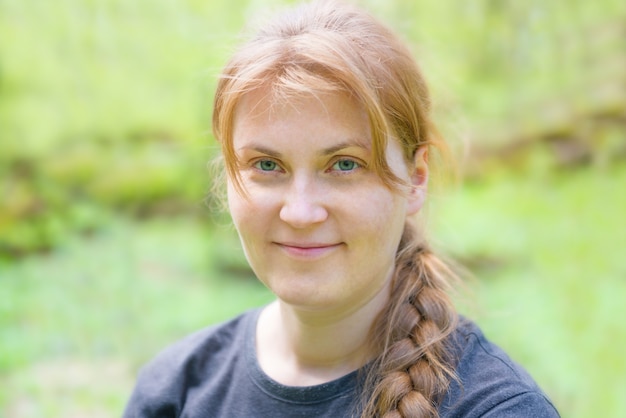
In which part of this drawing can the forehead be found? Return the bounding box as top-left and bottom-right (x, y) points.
(232, 87), (372, 147)
(234, 85), (362, 120)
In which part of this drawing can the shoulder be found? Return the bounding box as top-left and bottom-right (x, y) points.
(144, 309), (254, 374)
(122, 308), (259, 417)
(440, 318), (560, 418)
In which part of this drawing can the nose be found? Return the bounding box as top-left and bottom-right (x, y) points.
(279, 178), (328, 228)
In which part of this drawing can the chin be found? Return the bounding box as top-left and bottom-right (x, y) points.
(272, 287), (342, 312)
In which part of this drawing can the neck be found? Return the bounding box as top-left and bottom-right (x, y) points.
(256, 283), (390, 386)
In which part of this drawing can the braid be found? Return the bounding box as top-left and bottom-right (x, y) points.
(361, 224), (459, 418)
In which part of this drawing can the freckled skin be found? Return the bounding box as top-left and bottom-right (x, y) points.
(227, 90), (424, 318)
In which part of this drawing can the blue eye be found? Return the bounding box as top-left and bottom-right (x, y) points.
(331, 159), (359, 171)
(254, 160), (279, 171)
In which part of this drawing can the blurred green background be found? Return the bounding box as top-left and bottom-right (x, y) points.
(1, 0), (625, 416)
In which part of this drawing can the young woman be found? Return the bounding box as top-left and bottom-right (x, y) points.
(124, 1), (559, 417)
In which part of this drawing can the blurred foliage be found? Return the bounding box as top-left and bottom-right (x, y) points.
(0, 0), (624, 256)
(0, 0), (246, 256)
(1, 1), (625, 417)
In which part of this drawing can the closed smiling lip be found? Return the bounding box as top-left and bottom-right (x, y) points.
(273, 241), (343, 258)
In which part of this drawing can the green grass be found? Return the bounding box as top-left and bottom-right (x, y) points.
(2, 164), (625, 417)
(431, 164), (626, 417)
(0, 218), (273, 416)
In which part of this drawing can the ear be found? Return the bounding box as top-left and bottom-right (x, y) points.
(406, 146), (429, 216)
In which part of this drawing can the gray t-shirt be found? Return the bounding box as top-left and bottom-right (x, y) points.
(123, 308), (559, 417)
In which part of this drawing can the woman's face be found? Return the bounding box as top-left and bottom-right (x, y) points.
(227, 88), (426, 315)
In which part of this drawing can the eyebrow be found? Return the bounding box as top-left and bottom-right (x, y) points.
(320, 140), (370, 156)
(240, 145), (282, 158)
(238, 139), (370, 157)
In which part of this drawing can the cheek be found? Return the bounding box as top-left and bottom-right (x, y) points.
(352, 189), (407, 242)
(226, 183), (245, 225)
(226, 183), (258, 237)
(226, 185), (263, 268)
(226, 182), (279, 233)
